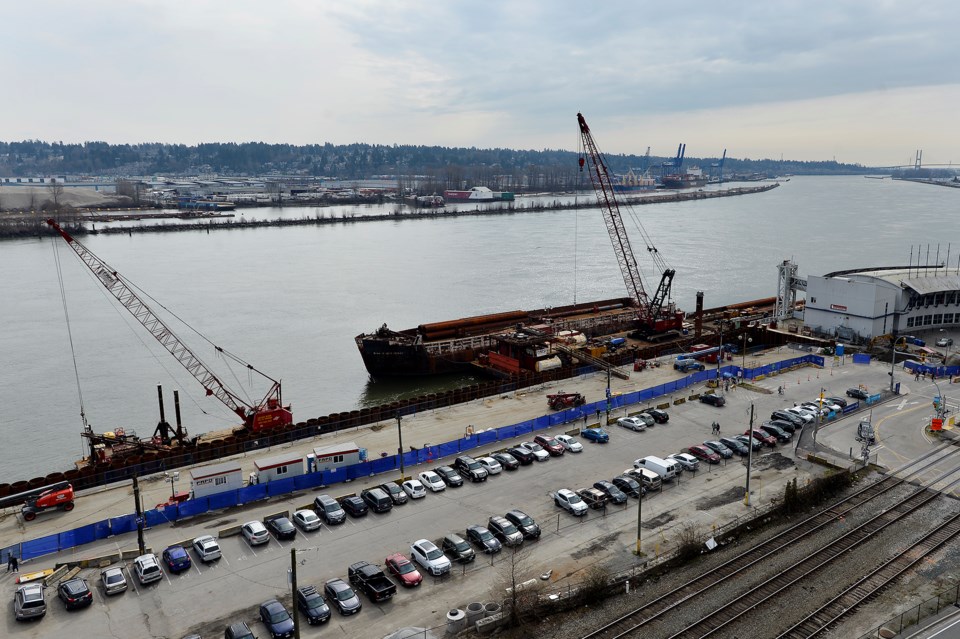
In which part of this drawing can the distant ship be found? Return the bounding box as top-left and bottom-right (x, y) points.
(613, 169), (657, 192)
(661, 166), (707, 189)
(443, 186), (515, 203)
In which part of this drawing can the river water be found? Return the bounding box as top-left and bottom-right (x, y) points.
(1, 176), (956, 482)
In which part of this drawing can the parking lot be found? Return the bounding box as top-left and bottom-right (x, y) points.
(3, 350), (931, 638)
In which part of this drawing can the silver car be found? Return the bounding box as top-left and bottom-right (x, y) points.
(100, 567), (128, 595)
(617, 416), (646, 432)
(293, 509), (322, 532)
(14, 583), (46, 620)
(241, 520), (270, 546)
(192, 535), (222, 562)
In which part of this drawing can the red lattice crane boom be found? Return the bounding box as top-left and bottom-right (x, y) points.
(576, 113), (683, 337)
(46, 219), (292, 432)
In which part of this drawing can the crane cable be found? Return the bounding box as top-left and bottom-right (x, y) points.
(51, 237), (89, 433)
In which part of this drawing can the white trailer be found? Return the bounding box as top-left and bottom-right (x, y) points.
(253, 452), (305, 483)
(190, 461), (243, 498)
(312, 442), (363, 473)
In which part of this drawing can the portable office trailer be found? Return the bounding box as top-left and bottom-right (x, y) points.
(312, 442), (363, 473)
(190, 461), (243, 498)
(253, 452), (305, 483)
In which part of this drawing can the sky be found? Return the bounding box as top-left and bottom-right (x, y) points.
(3, 1), (959, 166)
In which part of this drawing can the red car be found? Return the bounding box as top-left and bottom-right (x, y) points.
(744, 429), (777, 447)
(384, 553), (422, 588)
(687, 445), (721, 464)
(533, 435), (565, 456)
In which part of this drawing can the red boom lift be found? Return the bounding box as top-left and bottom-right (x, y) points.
(577, 113), (684, 340)
(46, 219), (292, 433)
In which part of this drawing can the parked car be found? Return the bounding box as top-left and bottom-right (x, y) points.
(719, 436), (749, 456)
(360, 487), (393, 513)
(554, 488), (589, 516)
(534, 434), (566, 456)
(771, 410), (804, 428)
(647, 408), (670, 423)
(612, 475), (643, 498)
(225, 622), (257, 639)
(402, 479), (427, 499)
(293, 509), (321, 532)
(477, 456), (502, 475)
(506, 446), (535, 464)
(191, 535), (222, 563)
(57, 578), (93, 611)
(759, 423), (792, 443)
(454, 455), (489, 481)
(667, 452), (700, 472)
(810, 398), (842, 412)
(435, 465), (465, 487)
(766, 418), (797, 434)
(418, 470), (447, 492)
(505, 510), (541, 539)
(264, 515), (297, 540)
(465, 524), (503, 553)
(703, 440), (734, 459)
(798, 403), (828, 418)
(385, 552), (423, 587)
(258, 599), (295, 639)
(824, 396), (848, 409)
(637, 413), (657, 427)
(100, 566), (127, 595)
(581, 427), (610, 443)
(517, 441), (550, 462)
(593, 480), (628, 505)
(340, 495), (369, 518)
(133, 553), (163, 584)
(440, 533), (476, 563)
(162, 544), (193, 573)
(783, 407), (815, 424)
(700, 393), (726, 407)
(313, 494), (346, 525)
(937, 337), (953, 347)
(617, 416), (647, 432)
(379, 481), (409, 505)
(488, 515), (524, 546)
(493, 451), (521, 469)
(577, 487), (609, 509)
(14, 583), (46, 620)
(410, 539), (451, 576)
(687, 444), (721, 464)
(555, 434), (584, 452)
(846, 387), (869, 400)
(324, 578), (362, 616)
(735, 434), (763, 451)
(296, 585), (331, 625)
(745, 429), (778, 447)
(348, 561), (397, 603)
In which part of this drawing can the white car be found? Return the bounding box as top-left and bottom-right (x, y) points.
(192, 535), (222, 562)
(555, 434), (583, 453)
(402, 479), (427, 499)
(410, 539), (451, 576)
(667, 452), (700, 472)
(554, 488), (588, 516)
(517, 441), (550, 462)
(617, 416), (646, 432)
(418, 471), (446, 492)
(807, 399), (841, 412)
(293, 509), (321, 532)
(477, 456), (502, 475)
(133, 554), (162, 585)
(241, 520), (270, 545)
(784, 407), (815, 424)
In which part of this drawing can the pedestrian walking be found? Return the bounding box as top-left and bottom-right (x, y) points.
(5, 555), (11, 572)
(9, 556), (18, 573)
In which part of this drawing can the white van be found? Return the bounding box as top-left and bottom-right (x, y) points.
(625, 467), (662, 491)
(633, 455), (678, 481)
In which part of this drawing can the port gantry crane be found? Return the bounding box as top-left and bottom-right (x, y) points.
(576, 113), (684, 339)
(46, 219), (293, 433)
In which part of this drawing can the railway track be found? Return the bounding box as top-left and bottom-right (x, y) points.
(580, 442), (959, 639)
(664, 467), (960, 638)
(778, 509), (960, 638)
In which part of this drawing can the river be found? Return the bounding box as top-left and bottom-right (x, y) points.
(0, 176), (955, 482)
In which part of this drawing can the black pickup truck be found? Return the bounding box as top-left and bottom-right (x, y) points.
(347, 561), (397, 603)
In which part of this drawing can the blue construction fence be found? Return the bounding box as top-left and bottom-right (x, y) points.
(902, 359), (960, 379)
(14, 353), (828, 562)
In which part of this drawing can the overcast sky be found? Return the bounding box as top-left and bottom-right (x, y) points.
(4, 1), (958, 166)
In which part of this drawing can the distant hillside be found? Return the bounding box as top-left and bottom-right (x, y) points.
(0, 140), (874, 189)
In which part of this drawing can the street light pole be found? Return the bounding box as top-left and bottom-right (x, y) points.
(636, 490), (643, 555)
(717, 321), (725, 388)
(395, 412), (405, 481)
(745, 403), (753, 507)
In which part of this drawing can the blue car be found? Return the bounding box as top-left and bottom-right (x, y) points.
(581, 427), (609, 443)
(161, 544), (192, 573)
(259, 599), (295, 639)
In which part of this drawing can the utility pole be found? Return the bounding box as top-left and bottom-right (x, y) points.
(744, 404), (753, 507)
(133, 475), (146, 555)
(636, 490), (643, 556)
(396, 412), (405, 481)
(290, 547), (300, 639)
